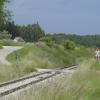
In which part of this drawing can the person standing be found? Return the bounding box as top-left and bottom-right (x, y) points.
(95, 49), (100, 61)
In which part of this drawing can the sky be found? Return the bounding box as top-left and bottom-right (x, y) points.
(7, 0), (100, 34)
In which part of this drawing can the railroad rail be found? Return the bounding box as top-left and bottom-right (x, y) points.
(0, 65), (76, 97)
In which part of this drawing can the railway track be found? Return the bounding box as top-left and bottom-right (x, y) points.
(0, 65), (76, 97)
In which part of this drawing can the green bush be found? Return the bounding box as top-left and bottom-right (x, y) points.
(39, 36), (53, 47)
(0, 30), (12, 39)
(63, 40), (75, 50)
(0, 39), (25, 46)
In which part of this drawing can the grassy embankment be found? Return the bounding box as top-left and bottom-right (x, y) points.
(7, 43), (92, 69)
(0, 44), (91, 80)
(0, 43), (92, 82)
(0, 39), (26, 82)
(0, 44), (90, 81)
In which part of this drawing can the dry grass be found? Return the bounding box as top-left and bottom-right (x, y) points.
(1, 63), (100, 100)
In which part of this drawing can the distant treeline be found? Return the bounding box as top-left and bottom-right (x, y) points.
(1, 1), (100, 47)
(1, 19), (100, 48)
(49, 33), (100, 48)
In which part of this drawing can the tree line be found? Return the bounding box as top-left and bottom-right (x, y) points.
(0, 0), (11, 31)
(0, 0), (100, 47)
(49, 33), (100, 48)
(0, 0), (45, 42)
(6, 21), (45, 42)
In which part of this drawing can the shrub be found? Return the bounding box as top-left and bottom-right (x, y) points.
(0, 39), (25, 46)
(39, 36), (53, 47)
(0, 30), (12, 39)
(63, 40), (75, 50)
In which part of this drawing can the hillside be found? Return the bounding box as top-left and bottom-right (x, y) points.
(0, 39), (92, 82)
(50, 34), (100, 47)
(7, 43), (92, 69)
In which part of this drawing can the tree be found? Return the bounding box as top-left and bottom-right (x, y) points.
(40, 36), (53, 47)
(19, 22), (45, 42)
(0, 0), (11, 31)
(6, 21), (20, 39)
(0, 30), (11, 39)
(6, 21), (45, 42)
(63, 40), (75, 50)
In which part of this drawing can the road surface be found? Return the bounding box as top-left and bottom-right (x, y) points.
(0, 46), (23, 65)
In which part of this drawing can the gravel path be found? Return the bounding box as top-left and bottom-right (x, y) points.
(0, 46), (23, 65)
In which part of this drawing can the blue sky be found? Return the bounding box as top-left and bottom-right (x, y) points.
(7, 0), (100, 34)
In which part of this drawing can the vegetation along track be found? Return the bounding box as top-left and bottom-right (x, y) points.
(0, 65), (76, 97)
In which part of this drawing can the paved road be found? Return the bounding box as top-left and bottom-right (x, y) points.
(0, 46), (23, 65)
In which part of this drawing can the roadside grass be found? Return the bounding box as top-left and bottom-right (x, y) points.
(91, 61), (100, 70)
(0, 39), (25, 46)
(3, 65), (100, 100)
(7, 44), (92, 69)
(0, 44), (2, 49)
(0, 60), (36, 82)
(78, 58), (100, 70)
(0, 43), (93, 82)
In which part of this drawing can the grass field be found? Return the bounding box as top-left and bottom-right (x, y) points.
(7, 44), (92, 69)
(0, 45), (2, 49)
(0, 61), (36, 82)
(0, 43), (93, 82)
(0, 43), (100, 100)
(3, 62), (100, 100)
